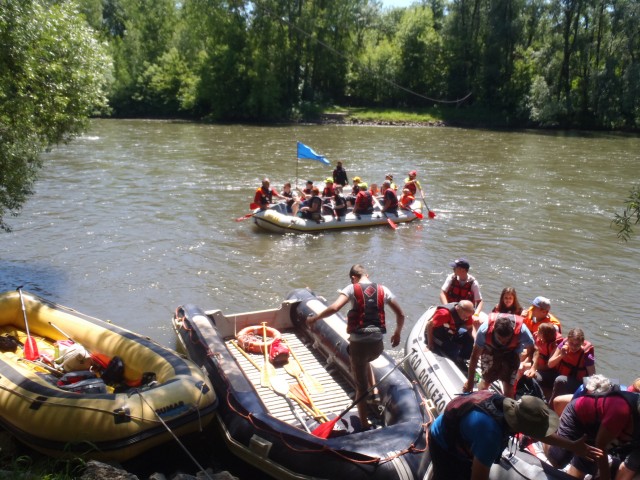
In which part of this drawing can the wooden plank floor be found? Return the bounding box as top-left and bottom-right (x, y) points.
(225, 332), (354, 430)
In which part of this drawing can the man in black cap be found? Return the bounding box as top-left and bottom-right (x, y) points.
(440, 258), (483, 313)
(428, 391), (601, 480)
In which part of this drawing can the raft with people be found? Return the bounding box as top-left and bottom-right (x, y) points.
(251, 199), (424, 233)
(0, 289), (218, 462)
(172, 287), (431, 480)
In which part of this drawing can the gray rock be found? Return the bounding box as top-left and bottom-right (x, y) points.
(79, 460), (139, 480)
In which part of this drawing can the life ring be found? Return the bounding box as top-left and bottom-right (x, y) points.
(236, 325), (281, 354)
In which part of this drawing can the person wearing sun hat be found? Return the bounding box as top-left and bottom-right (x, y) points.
(429, 391), (602, 480)
(522, 295), (562, 335)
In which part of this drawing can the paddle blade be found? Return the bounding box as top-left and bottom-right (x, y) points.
(387, 218), (397, 230)
(414, 210), (424, 219)
(311, 417), (339, 438)
(235, 213), (254, 222)
(24, 336), (39, 361)
(428, 210), (436, 219)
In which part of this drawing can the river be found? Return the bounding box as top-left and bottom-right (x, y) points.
(2, 119), (639, 476)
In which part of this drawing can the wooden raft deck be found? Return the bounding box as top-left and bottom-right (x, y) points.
(225, 331), (354, 429)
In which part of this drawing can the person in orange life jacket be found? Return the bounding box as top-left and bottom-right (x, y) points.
(428, 391), (600, 480)
(547, 328), (595, 407)
(403, 169), (423, 197)
(380, 180), (398, 215)
(354, 183), (374, 215)
(332, 161), (349, 187)
(544, 376), (637, 480)
(254, 178), (286, 210)
(426, 300), (478, 363)
(321, 178), (336, 215)
(369, 183), (380, 198)
(306, 264), (405, 430)
(299, 187), (323, 221)
(440, 258), (484, 314)
(464, 313), (535, 398)
(523, 322), (563, 395)
(492, 287), (523, 314)
(522, 296), (562, 336)
(399, 188), (415, 210)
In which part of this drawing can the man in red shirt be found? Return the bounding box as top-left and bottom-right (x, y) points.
(426, 300), (478, 362)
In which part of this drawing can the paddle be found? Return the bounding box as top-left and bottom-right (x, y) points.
(271, 376), (312, 433)
(418, 189), (436, 219)
(235, 203), (260, 221)
(311, 349), (415, 439)
(281, 339), (324, 394)
(17, 286), (39, 361)
(372, 197), (397, 230)
(260, 322), (273, 388)
(408, 207), (424, 219)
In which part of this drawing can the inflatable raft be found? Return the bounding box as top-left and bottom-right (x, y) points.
(173, 288), (431, 480)
(404, 306), (580, 480)
(252, 201), (423, 233)
(0, 290), (217, 461)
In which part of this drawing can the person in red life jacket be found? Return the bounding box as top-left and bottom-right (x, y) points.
(254, 178), (286, 210)
(492, 287), (523, 314)
(346, 176), (362, 208)
(353, 182), (374, 215)
(547, 328), (595, 406)
(429, 391), (600, 480)
(522, 296), (562, 336)
(544, 380), (638, 480)
(380, 180), (398, 215)
(403, 169), (423, 197)
(464, 313), (535, 398)
(426, 300), (478, 363)
(332, 161), (349, 187)
(299, 187), (323, 221)
(306, 264), (405, 431)
(399, 188), (415, 210)
(321, 177), (335, 199)
(523, 322), (563, 396)
(440, 258), (484, 313)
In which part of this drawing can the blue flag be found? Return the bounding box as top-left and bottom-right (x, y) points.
(297, 141), (330, 165)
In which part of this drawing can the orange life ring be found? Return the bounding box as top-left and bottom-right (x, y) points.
(236, 325), (281, 354)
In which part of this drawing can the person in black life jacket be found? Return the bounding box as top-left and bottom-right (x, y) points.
(332, 161), (349, 187)
(299, 187), (323, 221)
(429, 391), (601, 480)
(440, 258), (484, 314)
(380, 180), (399, 215)
(306, 264), (405, 430)
(426, 300), (479, 363)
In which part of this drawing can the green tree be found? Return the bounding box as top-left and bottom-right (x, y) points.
(613, 186), (640, 241)
(0, 0), (110, 232)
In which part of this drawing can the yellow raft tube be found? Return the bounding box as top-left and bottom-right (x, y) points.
(0, 290), (217, 461)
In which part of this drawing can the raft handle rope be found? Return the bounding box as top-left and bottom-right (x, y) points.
(135, 389), (212, 480)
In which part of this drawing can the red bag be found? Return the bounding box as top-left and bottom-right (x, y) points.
(269, 338), (290, 366)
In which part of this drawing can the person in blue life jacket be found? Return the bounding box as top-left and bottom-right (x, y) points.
(429, 391), (602, 480)
(306, 264), (405, 430)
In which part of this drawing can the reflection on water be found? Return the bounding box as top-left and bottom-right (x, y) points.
(2, 120), (639, 386)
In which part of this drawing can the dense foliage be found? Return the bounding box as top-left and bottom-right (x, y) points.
(75, 0), (639, 129)
(0, 0), (110, 231)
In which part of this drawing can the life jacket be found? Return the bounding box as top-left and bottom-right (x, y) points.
(281, 190), (294, 208)
(256, 187), (273, 207)
(557, 340), (594, 380)
(383, 189), (398, 210)
(355, 190), (374, 213)
(322, 186), (335, 198)
(333, 168), (348, 186)
(346, 283), (386, 334)
(582, 390), (640, 442)
(484, 313), (524, 351)
(536, 332), (563, 368)
(441, 390), (510, 459)
(435, 303), (467, 337)
(445, 274), (476, 303)
(523, 308), (562, 335)
(403, 179), (417, 195)
(400, 194), (415, 208)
